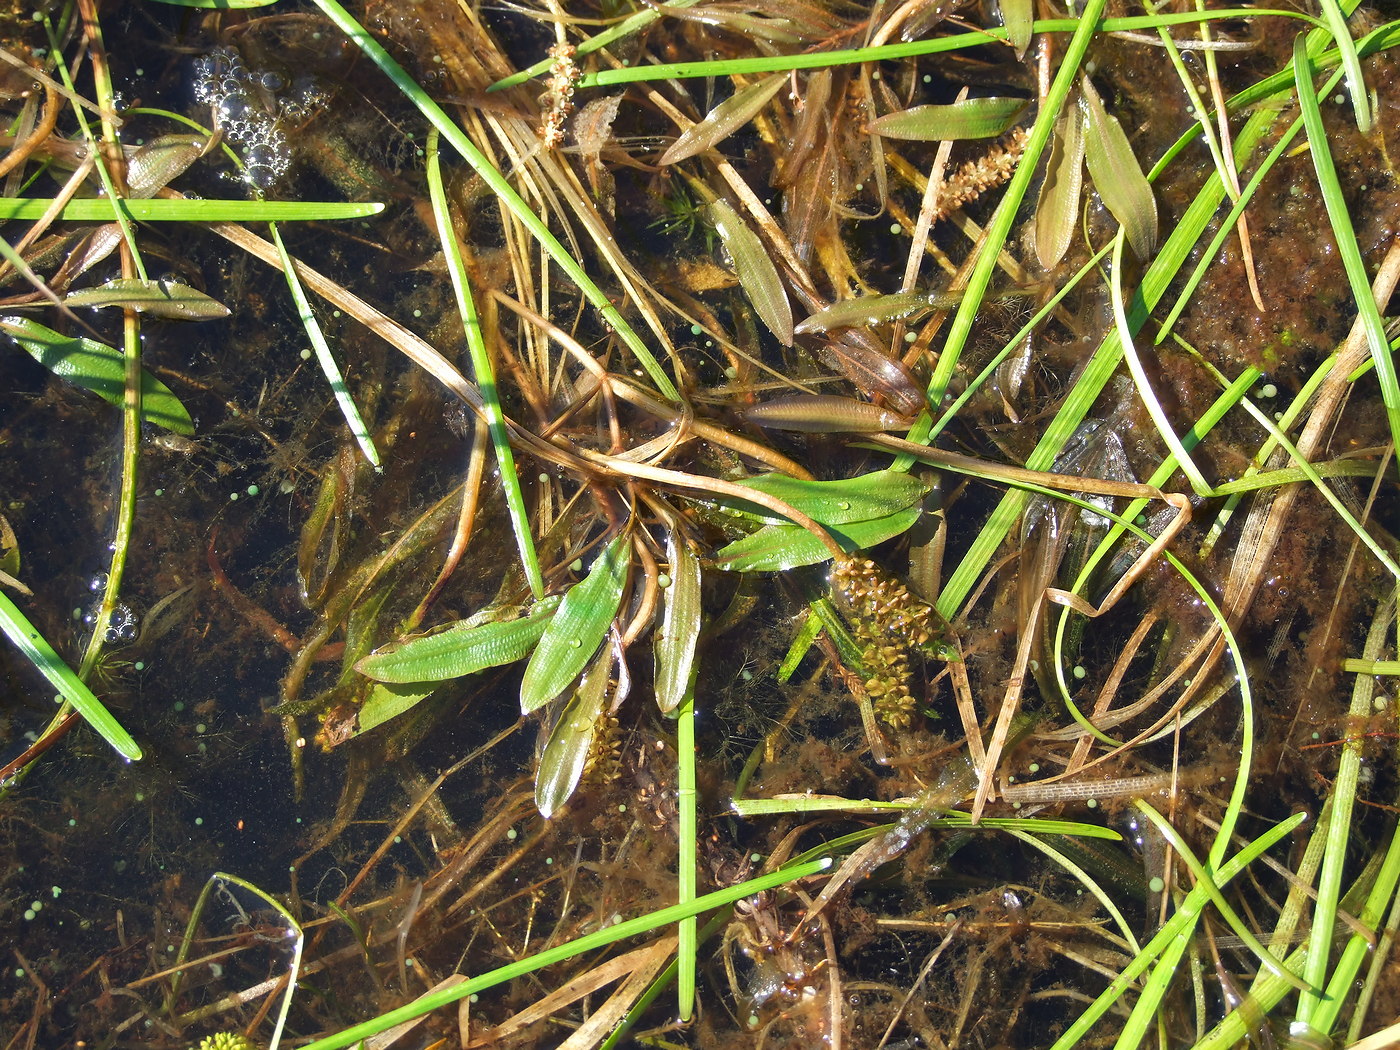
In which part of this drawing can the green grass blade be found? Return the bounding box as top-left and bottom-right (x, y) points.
(426, 130), (542, 597)
(675, 687), (698, 1021)
(0, 589), (140, 761)
(520, 533), (631, 712)
(296, 856), (832, 1050)
(1317, 0), (1371, 131)
(1293, 35), (1400, 459)
(269, 223), (380, 469)
(308, 0), (681, 403)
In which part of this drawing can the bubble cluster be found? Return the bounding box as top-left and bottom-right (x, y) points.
(192, 47), (325, 191)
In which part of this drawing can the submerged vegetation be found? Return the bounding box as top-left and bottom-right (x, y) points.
(2, 0), (1400, 1045)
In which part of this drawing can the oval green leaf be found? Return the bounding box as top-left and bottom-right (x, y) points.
(654, 531), (702, 714)
(357, 595), (562, 683)
(521, 534), (632, 713)
(718, 469), (930, 526)
(709, 198), (792, 346)
(1034, 108), (1085, 270)
(0, 316), (194, 434)
(869, 97), (1028, 141)
(535, 647), (612, 818)
(714, 505), (922, 572)
(64, 278), (231, 320)
(661, 74), (787, 165)
(1080, 77), (1157, 260)
(127, 135), (209, 198)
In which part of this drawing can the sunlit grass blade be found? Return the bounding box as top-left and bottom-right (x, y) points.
(0, 316), (193, 434)
(708, 197), (792, 346)
(1081, 76), (1158, 260)
(296, 856), (832, 1050)
(1317, 0), (1371, 132)
(869, 96), (1028, 140)
(309, 0), (681, 403)
(1293, 35), (1400, 459)
(0, 588), (140, 761)
(426, 129), (542, 597)
(520, 533), (631, 713)
(660, 74), (786, 165)
(270, 223), (380, 469)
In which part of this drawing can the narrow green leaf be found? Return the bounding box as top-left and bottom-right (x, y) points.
(64, 278), (231, 320)
(1080, 77), (1158, 259)
(718, 469), (930, 526)
(536, 647), (612, 818)
(355, 682), (436, 735)
(1317, 0), (1371, 133)
(714, 506), (922, 572)
(654, 531), (702, 714)
(0, 588), (141, 761)
(708, 198), (792, 346)
(357, 596), (561, 683)
(869, 96), (1028, 140)
(660, 74), (787, 165)
(1034, 108), (1085, 270)
(0, 199), (383, 221)
(740, 394), (909, 434)
(270, 222), (380, 468)
(795, 290), (966, 335)
(521, 535), (632, 713)
(0, 316), (194, 434)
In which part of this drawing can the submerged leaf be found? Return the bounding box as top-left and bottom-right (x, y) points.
(998, 0), (1033, 56)
(356, 596), (562, 683)
(717, 469), (930, 526)
(126, 135), (209, 198)
(355, 682), (437, 735)
(536, 647), (612, 817)
(654, 531), (702, 714)
(64, 278), (231, 320)
(1035, 108), (1085, 270)
(0, 316), (194, 434)
(661, 74), (787, 165)
(714, 506), (923, 572)
(1080, 78), (1157, 259)
(869, 97), (1028, 141)
(708, 198), (793, 346)
(521, 534), (632, 713)
(740, 395), (909, 433)
(796, 289), (965, 335)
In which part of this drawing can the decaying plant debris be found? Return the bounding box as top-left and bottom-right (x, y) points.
(2, 0), (1400, 1046)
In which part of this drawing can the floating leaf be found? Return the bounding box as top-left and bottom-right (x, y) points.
(717, 469), (930, 526)
(714, 506), (923, 572)
(64, 278), (231, 320)
(536, 647), (612, 818)
(0, 316), (194, 434)
(357, 596), (562, 683)
(1080, 77), (1157, 260)
(355, 682), (437, 735)
(1035, 108), (1085, 270)
(520, 534), (631, 713)
(869, 97), (1028, 141)
(661, 74), (787, 165)
(708, 198), (792, 346)
(654, 531), (702, 714)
